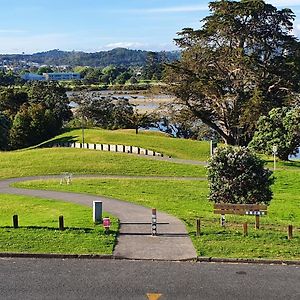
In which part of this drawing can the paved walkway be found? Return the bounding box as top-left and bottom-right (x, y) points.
(0, 175), (200, 260)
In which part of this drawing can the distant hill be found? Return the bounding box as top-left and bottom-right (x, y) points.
(0, 48), (180, 67)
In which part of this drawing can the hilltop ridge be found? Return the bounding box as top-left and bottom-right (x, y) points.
(0, 48), (180, 67)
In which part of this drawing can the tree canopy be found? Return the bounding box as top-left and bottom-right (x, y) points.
(0, 82), (72, 150)
(249, 107), (300, 160)
(165, 0), (300, 145)
(207, 146), (274, 204)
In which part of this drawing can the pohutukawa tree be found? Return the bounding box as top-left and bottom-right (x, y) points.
(207, 147), (274, 205)
(165, 0), (300, 145)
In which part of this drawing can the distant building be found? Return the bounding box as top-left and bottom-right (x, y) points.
(43, 72), (81, 81)
(21, 73), (45, 81)
(21, 72), (81, 81)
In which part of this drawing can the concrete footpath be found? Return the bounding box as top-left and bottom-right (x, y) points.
(0, 176), (197, 260)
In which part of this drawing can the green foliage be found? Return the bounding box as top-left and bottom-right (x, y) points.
(0, 87), (28, 117)
(207, 146), (274, 204)
(0, 113), (10, 149)
(9, 103), (61, 149)
(0, 70), (23, 86)
(26, 81), (71, 124)
(165, 0), (300, 145)
(0, 82), (72, 149)
(76, 93), (157, 131)
(249, 107), (300, 160)
(142, 51), (164, 81)
(37, 66), (53, 75)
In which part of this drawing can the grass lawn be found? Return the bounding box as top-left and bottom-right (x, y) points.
(0, 148), (206, 179)
(0, 194), (117, 254)
(15, 169), (300, 260)
(43, 128), (211, 161)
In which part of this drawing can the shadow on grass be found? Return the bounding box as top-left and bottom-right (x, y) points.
(47, 135), (78, 145)
(1, 226), (97, 233)
(281, 160), (300, 168)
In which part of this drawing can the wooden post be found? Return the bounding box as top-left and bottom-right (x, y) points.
(13, 215), (18, 228)
(108, 144), (110, 151)
(138, 147), (140, 154)
(196, 219), (201, 236)
(255, 215), (260, 229)
(59, 215), (64, 231)
(101, 144), (103, 151)
(123, 145), (125, 152)
(94, 143), (96, 150)
(243, 223), (248, 236)
(288, 225), (293, 240)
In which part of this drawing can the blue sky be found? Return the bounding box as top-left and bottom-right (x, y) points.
(0, 0), (300, 54)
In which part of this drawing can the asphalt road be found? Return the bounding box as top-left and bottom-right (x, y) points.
(0, 258), (299, 300)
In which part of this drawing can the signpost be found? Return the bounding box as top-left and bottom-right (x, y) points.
(151, 208), (157, 236)
(103, 217), (111, 233)
(214, 203), (267, 229)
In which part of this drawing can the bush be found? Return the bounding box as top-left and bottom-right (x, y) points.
(207, 146), (274, 205)
(249, 107), (300, 161)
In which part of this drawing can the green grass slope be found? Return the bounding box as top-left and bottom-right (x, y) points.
(16, 171), (300, 260)
(0, 194), (117, 254)
(44, 128), (210, 161)
(0, 148), (206, 179)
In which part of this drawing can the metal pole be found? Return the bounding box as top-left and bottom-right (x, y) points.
(151, 208), (157, 236)
(82, 117), (85, 145)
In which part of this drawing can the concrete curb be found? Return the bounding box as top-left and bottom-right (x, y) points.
(0, 253), (113, 259)
(197, 257), (300, 266)
(1, 253), (299, 265)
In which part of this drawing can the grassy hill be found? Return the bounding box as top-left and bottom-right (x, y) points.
(0, 148), (206, 179)
(44, 128), (211, 161)
(0, 127), (299, 259)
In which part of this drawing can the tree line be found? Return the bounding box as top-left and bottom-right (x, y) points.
(0, 82), (71, 150)
(0, 48), (180, 68)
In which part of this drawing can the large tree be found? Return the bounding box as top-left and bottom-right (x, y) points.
(165, 0), (300, 145)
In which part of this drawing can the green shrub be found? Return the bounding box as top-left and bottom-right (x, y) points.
(249, 107), (300, 161)
(207, 146), (274, 204)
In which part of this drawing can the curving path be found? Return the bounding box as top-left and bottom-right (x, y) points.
(0, 175), (201, 260)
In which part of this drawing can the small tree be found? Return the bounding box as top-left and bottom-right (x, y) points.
(207, 147), (274, 205)
(249, 107), (300, 160)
